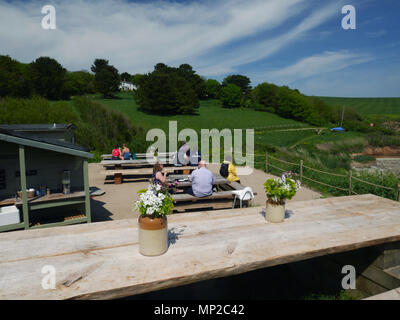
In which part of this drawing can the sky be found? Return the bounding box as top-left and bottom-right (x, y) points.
(0, 0), (399, 97)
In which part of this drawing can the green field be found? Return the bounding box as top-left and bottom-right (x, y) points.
(319, 97), (400, 115)
(96, 93), (304, 132)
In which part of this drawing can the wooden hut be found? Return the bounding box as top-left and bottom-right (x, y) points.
(0, 127), (93, 232)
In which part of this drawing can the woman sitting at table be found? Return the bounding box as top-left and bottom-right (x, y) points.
(120, 144), (132, 160)
(111, 145), (120, 160)
(152, 162), (168, 185)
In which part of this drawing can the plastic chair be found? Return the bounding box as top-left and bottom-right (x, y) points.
(232, 187), (254, 208)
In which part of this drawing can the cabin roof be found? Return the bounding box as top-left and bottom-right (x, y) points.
(0, 123), (76, 131)
(0, 127), (93, 159)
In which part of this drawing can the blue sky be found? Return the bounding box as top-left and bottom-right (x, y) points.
(0, 0), (399, 97)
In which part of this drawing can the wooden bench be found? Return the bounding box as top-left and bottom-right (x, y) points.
(101, 158), (171, 168)
(101, 152), (175, 160)
(172, 191), (249, 213)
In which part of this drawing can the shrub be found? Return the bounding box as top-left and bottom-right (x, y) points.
(353, 155), (376, 163)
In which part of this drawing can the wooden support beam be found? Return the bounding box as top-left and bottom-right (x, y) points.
(18, 145), (29, 229)
(83, 160), (91, 223)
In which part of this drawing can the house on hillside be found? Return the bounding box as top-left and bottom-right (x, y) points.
(119, 81), (136, 91)
(0, 127), (93, 232)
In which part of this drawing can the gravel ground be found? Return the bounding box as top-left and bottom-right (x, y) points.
(89, 163), (322, 222)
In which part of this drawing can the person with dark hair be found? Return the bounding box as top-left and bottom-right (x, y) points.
(120, 144), (132, 160)
(152, 162), (168, 185)
(111, 145), (120, 160)
(220, 154), (240, 183)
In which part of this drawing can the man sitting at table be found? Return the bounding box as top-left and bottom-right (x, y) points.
(188, 160), (214, 197)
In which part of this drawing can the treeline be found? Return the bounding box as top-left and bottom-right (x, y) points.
(0, 55), (133, 100)
(134, 63), (372, 131)
(0, 55), (96, 100)
(0, 96), (147, 154)
(1, 54), (373, 132)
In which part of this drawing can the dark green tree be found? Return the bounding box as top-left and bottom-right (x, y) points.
(30, 56), (66, 100)
(204, 79), (221, 99)
(63, 70), (96, 97)
(134, 66), (199, 115)
(120, 72), (131, 82)
(130, 73), (145, 87)
(91, 59), (120, 98)
(0, 55), (32, 98)
(222, 74), (251, 96)
(219, 84), (242, 108)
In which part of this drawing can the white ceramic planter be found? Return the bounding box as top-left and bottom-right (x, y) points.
(138, 216), (168, 256)
(265, 202), (285, 223)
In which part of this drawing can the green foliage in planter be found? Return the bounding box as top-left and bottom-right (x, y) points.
(264, 173), (300, 204)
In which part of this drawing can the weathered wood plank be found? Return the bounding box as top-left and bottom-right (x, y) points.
(1, 194), (400, 300)
(364, 287), (400, 300)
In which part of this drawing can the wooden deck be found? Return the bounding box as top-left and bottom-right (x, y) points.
(1, 194), (400, 300)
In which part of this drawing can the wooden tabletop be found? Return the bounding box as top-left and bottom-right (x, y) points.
(1, 194), (400, 300)
(14, 191), (86, 205)
(168, 174), (229, 188)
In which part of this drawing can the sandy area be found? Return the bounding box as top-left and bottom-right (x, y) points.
(89, 163), (322, 222)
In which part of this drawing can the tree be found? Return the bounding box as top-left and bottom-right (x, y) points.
(204, 79), (221, 99)
(219, 84), (242, 108)
(91, 59), (120, 98)
(222, 74), (251, 96)
(134, 66), (199, 115)
(130, 73), (145, 87)
(30, 56), (66, 100)
(0, 55), (32, 98)
(63, 70), (96, 97)
(120, 72), (131, 82)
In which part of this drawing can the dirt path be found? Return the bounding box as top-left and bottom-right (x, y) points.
(89, 163), (322, 222)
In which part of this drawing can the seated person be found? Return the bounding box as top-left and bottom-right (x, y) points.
(111, 145), (120, 160)
(188, 160), (214, 197)
(221, 155), (240, 183)
(120, 144), (131, 160)
(188, 148), (201, 166)
(175, 142), (190, 166)
(152, 162), (168, 185)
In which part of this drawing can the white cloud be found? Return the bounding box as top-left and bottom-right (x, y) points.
(366, 30), (387, 38)
(0, 0), (340, 76)
(265, 50), (374, 84)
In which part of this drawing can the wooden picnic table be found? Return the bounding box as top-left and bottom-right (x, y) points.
(101, 158), (171, 167)
(167, 174), (229, 188)
(101, 152), (175, 160)
(1, 194), (400, 299)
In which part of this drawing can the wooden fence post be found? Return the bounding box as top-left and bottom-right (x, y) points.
(349, 170), (353, 196)
(397, 184), (400, 202)
(265, 152), (269, 173)
(300, 160), (303, 183)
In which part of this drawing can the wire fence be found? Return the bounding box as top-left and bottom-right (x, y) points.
(263, 152), (400, 201)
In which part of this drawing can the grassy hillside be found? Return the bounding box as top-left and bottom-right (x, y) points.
(319, 97), (400, 115)
(96, 93), (305, 132)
